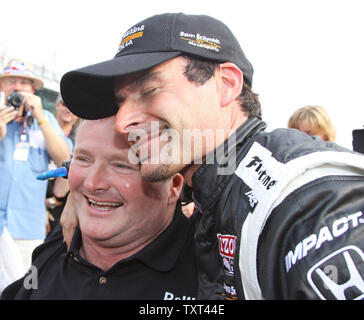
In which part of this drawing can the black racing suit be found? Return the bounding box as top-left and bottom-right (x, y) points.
(191, 117), (364, 300)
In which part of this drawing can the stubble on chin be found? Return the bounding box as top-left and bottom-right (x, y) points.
(140, 163), (183, 182)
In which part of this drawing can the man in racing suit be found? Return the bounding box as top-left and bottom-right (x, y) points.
(190, 116), (364, 299)
(59, 13), (364, 300)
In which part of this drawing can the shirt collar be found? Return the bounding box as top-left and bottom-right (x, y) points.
(68, 227), (83, 256)
(68, 203), (193, 272)
(191, 117), (267, 213)
(132, 203), (193, 272)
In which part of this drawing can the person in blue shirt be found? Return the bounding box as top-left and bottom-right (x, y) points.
(0, 59), (72, 290)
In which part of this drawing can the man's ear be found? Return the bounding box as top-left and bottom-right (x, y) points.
(168, 173), (184, 205)
(218, 62), (243, 107)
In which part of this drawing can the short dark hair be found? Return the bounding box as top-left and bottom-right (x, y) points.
(182, 55), (262, 119)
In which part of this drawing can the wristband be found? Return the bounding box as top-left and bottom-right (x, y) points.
(37, 116), (48, 126)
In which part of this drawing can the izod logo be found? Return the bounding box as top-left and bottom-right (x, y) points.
(217, 234), (237, 259)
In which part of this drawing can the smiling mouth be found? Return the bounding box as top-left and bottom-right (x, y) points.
(87, 197), (123, 211)
(129, 122), (170, 146)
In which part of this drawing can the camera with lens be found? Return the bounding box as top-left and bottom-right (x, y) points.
(6, 91), (24, 111)
(6, 90), (32, 125)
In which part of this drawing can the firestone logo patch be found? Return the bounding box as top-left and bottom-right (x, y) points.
(245, 156), (277, 190)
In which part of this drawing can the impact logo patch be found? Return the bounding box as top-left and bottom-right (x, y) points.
(285, 211), (363, 272)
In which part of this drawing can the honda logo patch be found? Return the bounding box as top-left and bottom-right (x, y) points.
(307, 246), (364, 300)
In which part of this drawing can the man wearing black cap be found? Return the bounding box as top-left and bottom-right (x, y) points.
(60, 13), (364, 300)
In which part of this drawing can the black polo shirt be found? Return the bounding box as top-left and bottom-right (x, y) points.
(1, 204), (198, 300)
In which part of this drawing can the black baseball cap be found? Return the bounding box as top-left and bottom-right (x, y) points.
(60, 13), (254, 120)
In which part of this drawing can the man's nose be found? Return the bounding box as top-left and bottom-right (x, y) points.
(84, 164), (110, 193)
(13, 82), (23, 91)
(114, 102), (149, 135)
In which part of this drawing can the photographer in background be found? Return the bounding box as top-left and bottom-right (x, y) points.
(0, 59), (72, 286)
